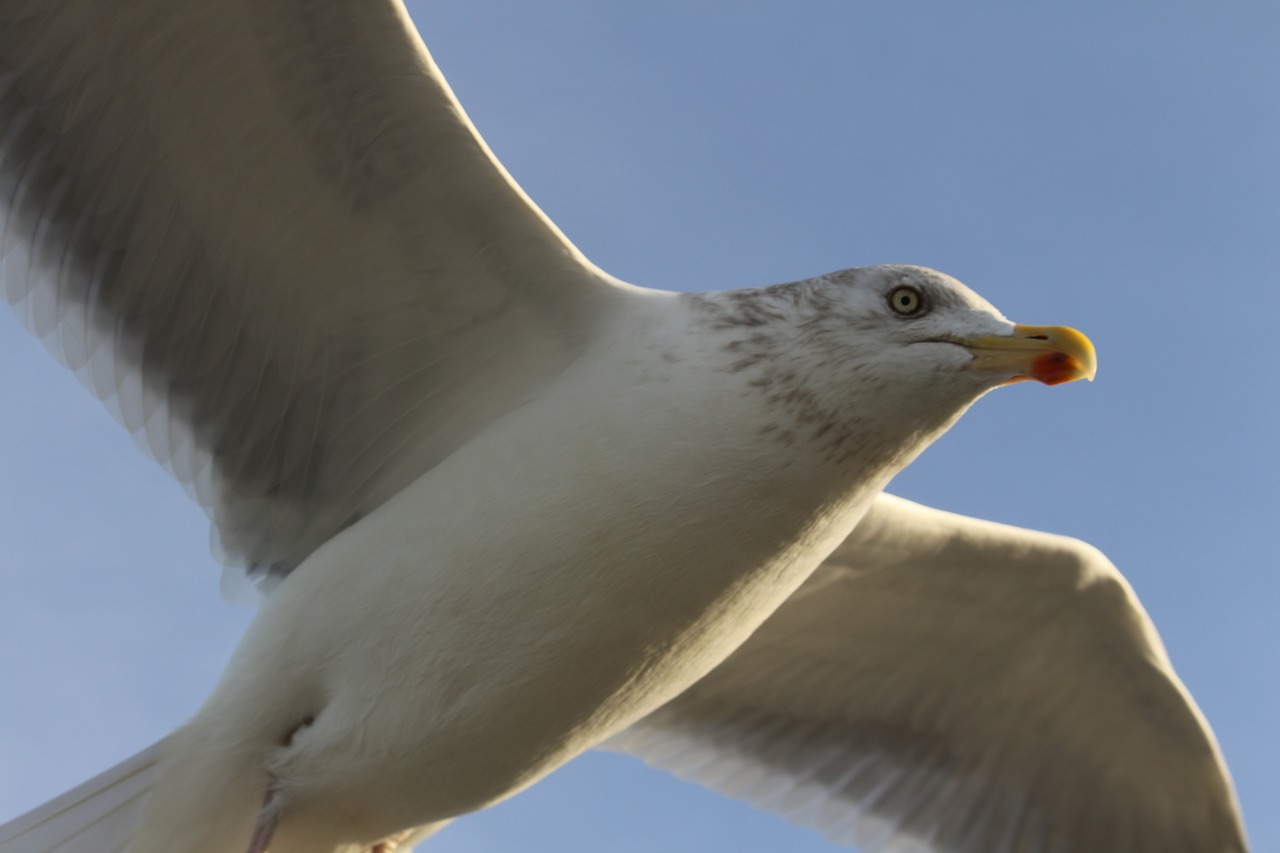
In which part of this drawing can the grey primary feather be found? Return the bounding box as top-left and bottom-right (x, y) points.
(608, 494), (1247, 853)
(0, 0), (620, 586)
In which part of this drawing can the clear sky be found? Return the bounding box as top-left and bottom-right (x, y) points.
(1, 3), (1276, 851)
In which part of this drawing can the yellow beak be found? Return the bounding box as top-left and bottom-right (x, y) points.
(965, 324), (1097, 386)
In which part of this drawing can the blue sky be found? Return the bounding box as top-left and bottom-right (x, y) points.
(1, 3), (1276, 851)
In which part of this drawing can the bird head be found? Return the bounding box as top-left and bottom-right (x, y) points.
(698, 265), (1097, 476)
(802, 264), (1095, 401)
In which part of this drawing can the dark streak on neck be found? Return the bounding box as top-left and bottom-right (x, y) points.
(680, 280), (881, 469)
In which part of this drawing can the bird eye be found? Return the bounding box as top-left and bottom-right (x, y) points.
(887, 286), (926, 317)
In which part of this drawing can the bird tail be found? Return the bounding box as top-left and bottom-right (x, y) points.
(0, 735), (451, 853)
(0, 738), (168, 853)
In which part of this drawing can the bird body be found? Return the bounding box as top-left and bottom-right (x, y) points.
(131, 272), (1006, 851)
(0, 2), (1248, 851)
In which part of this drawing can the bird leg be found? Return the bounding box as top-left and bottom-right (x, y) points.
(371, 830), (414, 853)
(244, 786), (279, 853)
(244, 715), (315, 853)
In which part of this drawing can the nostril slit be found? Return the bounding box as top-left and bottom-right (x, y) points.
(1027, 335), (1048, 340)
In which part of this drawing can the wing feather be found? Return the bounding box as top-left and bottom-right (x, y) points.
(0, 0), (629, 581)
(609, 494), (1247, 852)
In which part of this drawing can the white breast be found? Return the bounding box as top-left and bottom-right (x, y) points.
(208, 294), (880, 837)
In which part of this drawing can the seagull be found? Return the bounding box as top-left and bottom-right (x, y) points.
(0, 3), (1246, 853)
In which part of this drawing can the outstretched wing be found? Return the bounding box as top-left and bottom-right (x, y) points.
(608, 493), (1247, 852)
(0, 1), (629, 582)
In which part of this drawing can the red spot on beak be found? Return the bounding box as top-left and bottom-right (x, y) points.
(1031, 352), (1086, 386)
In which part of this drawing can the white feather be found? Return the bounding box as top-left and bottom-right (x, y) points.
(0, 740), (165, 853)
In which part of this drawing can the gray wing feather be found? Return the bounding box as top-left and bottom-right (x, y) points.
(0, 1), (624, 582)
(608, 494), (1247, 852)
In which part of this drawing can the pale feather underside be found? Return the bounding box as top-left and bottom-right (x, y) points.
(0, 4), (1250, 852)
(0, 0), (615, 587)
(0, 737), (444, 853)
(607, 495), (1247, 853)
(0, 740), (165, 853)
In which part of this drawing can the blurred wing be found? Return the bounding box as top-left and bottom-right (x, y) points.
(608, 494), (1247, 852)
(0, 1), (625, 581)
